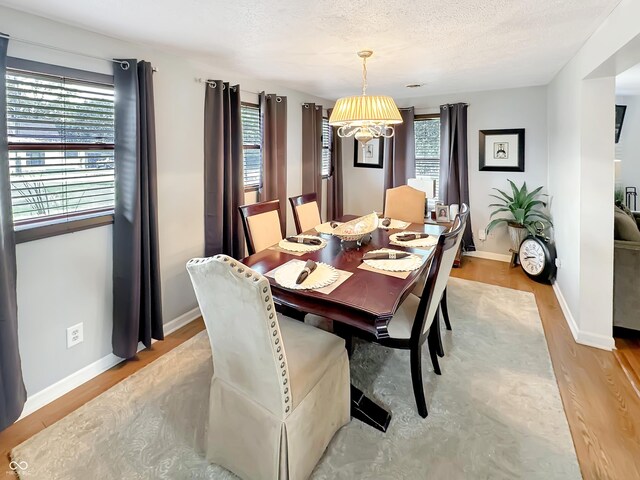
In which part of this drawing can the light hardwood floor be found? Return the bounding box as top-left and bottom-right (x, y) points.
(1, 257), (639, 479)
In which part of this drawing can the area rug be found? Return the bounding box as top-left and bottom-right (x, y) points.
(11, 278), (581, 479)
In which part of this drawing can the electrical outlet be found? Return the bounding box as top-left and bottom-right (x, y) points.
(67, 323), (83, 349)
(478, 228), (487, 241)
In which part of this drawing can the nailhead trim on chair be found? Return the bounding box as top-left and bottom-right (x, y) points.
(195, 254), (293, 419)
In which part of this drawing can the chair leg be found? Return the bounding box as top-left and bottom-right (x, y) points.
(441, 287), (452, 331)
(410, 345), (429, 418)
(433, 310), (445, 358)
(427, 327), (442, 375)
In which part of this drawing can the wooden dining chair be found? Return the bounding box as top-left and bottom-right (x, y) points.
(410, 204), (469, 362)
(438, 203), (470, 333)
(289, 193), (322, 234)
(186, 255), (350, 480)
(345, 215), (466, 418)
(238, 200), (284, 255)
(384, 185), (426, 224)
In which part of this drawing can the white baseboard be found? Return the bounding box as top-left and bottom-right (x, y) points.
(463, 250), (512, 263)
(552, 282), (615, 351)
(163, 307), (201, 336)
(19, 307), (201, 420)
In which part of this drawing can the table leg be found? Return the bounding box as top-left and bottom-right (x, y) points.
(350, 385), (392, 432)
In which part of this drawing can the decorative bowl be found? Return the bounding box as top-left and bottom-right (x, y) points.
(332, 212), (379, 242)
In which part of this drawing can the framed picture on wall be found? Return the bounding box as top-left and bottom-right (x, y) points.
(353, 137), (384, 169)
(479, 129), (525, 172)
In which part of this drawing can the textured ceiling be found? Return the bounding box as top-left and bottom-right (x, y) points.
(0, 0), (622, 99)
(617, 63), (640, 96)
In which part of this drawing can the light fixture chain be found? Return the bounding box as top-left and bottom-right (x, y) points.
(362, 56), (368, 96)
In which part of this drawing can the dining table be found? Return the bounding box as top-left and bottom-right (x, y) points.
(241, 214), (447, 432)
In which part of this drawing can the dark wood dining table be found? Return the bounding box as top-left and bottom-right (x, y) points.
(241, 215), (447, 431)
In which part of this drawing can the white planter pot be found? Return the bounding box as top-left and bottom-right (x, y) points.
(507, 224), (528, 252)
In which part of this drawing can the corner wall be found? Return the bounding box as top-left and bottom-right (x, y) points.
(547, 0), (640, 350)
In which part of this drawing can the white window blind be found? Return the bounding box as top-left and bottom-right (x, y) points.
(414, 116), (441, 198)
(321, 117), (331, 177)
(241, 104), (262, 189)
(7, 68), (115, 227)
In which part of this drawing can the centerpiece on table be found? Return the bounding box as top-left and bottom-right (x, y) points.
(332, 212), (379, 245)
(486, 180), (552, 253)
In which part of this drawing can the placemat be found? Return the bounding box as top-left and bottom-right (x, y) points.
(389, 231), (438, 249)
(378, 219), (411, 230)
(267, 245), (306, 256)
(278, 235), (326, 253)
(314, 269), (353, 294)
(357, 263), (412, 279)
(266, 261), (352, 295)
(314, 221), (342, 235)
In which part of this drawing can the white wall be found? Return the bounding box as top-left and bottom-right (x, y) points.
(547, 0), (640, 350)
(1, 6), (332, 398)
(342, 86), (549, 255)
(616, 94), (640, 194)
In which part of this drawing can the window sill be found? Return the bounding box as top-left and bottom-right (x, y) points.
(15, 213), (115, 244)
(244, 186), (260, 193)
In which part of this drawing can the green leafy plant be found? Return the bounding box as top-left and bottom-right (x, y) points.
(487, 180), (553, 237)
(615, 187), (625, 204)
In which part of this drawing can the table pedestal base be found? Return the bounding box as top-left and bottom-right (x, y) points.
(350, 385), (391, 432)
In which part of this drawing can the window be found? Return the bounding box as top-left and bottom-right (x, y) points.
(241, 103), (262, 190)
(322, 117), (331, 177)
(6, 63), (115, 233)
(414, 115), (441, 198)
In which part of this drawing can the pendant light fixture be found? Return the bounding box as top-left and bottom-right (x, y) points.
(329, 50), (403, 146)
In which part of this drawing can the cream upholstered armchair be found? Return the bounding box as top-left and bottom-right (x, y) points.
(186, 255), (350, 480)
(384, 185), (426, 224)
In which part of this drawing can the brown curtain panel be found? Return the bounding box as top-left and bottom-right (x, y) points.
(0, 34), (27, 431)
(383, 107), (416, 190)
(204, 81), (245, 258)
(301, 103), (323, 211)
(113, 60), (164, 360)
(440, 103), (474, 250)
(260, 92), (288, 234)
(326, 108), (343, 221)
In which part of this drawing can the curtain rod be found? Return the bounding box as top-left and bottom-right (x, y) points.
(0, 33), (158, 72)
(195, 78), (259, 96)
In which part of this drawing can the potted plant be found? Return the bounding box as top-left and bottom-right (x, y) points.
(487, 180), (553, 253)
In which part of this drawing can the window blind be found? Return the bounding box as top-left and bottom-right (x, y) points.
(6, 68), (115, 226)
(241, 104), (262, 189)
(322, 117), (331, 177)
(414, 117), (441, 198)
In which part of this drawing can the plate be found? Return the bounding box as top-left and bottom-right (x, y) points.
(362, 248), (425, 272)
(315, 222), (342, 235)
(278, 235), (327, 253)
(274, 260), (339, 290)
(389, 231), (438, 248)
(378, 219), (411, 230)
